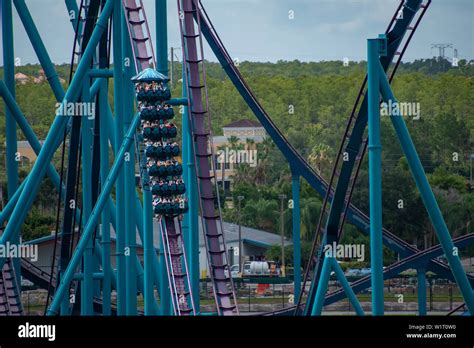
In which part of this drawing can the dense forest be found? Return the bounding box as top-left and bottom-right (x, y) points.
(0, 58), (472, 266)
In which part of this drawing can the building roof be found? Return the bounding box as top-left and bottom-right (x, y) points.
(212, 135), (265, 144)
(27, 220), (290, 250)
(215, 221), (290, 247)
(14, 73), (29, 80)
(223, 119), (262, 128)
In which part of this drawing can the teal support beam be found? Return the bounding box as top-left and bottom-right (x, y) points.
(81, 78), (94, 315)
(47, 113), (140, 315)
(367, 38), (384, 316)
(143, 178), (155, 315)
(0, 177), (25, 225)
(122, 13), (137, 316)
(312, 256), (364, 316)
(64, 0), (83, 41)
(378, 62), (474, 314)
(0, 0), (115, 270)
(105, 101), (116, 149)
(330, 258), (364, 316)
(0, 78), (140, 314)
(0, 0), (99, 218)
(417, 267), (427, 316)
(89, 69), (114, 78)
(311, 255), (332, 316)
(2, 0), (20, 287)
(133, 193), (162, 311)
(156, 0), (172, 314)
(291, 172), (301, 302)
(158, 211), (170, 314)
(167, 98), (189, 106)
(182, 63), (200, 313)
(113, 0), (126, 315)
(156, 0), (168, 76)
(2, 0), (18, 199)
(105, 101), (161, 313)
(1, 82), (120, 314)
(72, 273), (105, 281)
(0, 80), (100, 226)
(99, 79), (112, 315)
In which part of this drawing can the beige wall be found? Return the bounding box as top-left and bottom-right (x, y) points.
(223, 127), (266, 137)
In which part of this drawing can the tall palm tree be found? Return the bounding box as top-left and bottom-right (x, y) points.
(308, 143), (332, 176)
(227, 135), (242, 151)
(243, 199), (279, 231)
(245, 137), (255, 150)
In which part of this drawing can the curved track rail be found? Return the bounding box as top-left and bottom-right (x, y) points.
(324, 233), (474, 306)
(447, 303), (468, 316)
(263, 234), (474, 316)
(0, 258), (23, 315)
(177, 0), (239, 316)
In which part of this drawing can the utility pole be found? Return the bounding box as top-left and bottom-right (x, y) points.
(237, 195), (244, 273)
(431, 43), (454, 71)
(279, 194), (287, 277)
(170, 47), (181, 87)
(431, 43), (453, 60)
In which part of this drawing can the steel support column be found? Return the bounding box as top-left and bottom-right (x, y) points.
(417, 267), (427, 316)
(311, 255), (332, 316)
(99, 79), (112, 315)
(122, 13), (137, 316)
(367, 38), (384, 316)
(291, 172), (301, 302)
(156, 0), (172, 314)
(81, 76), (94, 315)
(143, 180), (155, 315)
(113, 0), (126, 315)
(2, 0), (20, 290)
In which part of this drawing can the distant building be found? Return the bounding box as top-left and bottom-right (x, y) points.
(15, 140), (44, 163)
(14, 73), (29, 85)
(212, 119), (266, 193)
(1, 141), (43, 165)
(222, 119), (266, 137)
(26, 220), (290, 279)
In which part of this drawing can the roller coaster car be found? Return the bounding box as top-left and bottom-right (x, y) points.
(147, 160), (183, 178)
(140, 105), (174, 121)
(145, 142), (180, 159)
(151, 179), (186, 197)
(153, 198), (189, 216)
(142, 123), (178, 141)
(136, 86), (172, 103)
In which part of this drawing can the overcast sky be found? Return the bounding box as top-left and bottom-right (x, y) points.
(0, 0), (473, 65)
